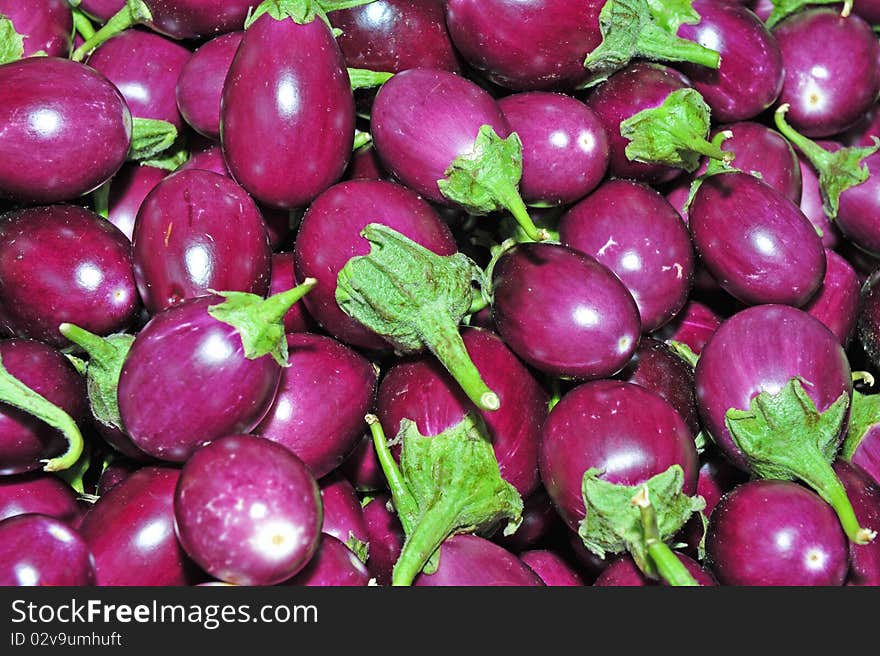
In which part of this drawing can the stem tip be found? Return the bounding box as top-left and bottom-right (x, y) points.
(631, 485), (650, 508)
(480, 392), (500, 411)
(856, 527), (877, 545)
(365, 414), (379, 425)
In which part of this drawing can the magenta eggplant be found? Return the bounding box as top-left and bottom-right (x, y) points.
(593, 552), (716, 586)
(519, 550), (584, 586)
(797, 153), (840, 249)
(494, 489), (561, 553)
(105, 163), (167, 241)
(318, 473), (369, 552)
(341, 433), (386, 493)
(84, 0), (253, 40)
(0, 473), (80, 524)
(176, 31), (242, 139)
(284, 534), (370, 586)
(268, 254), (314, 334)
(653, 300), (722, 356)
(362, 494), (404, 586)
(835, 461), (880, 586)
(413, 534), (544, 586)
(0, 514), (95, 586)
(179, 144), (229, 177)
(803, 249), (861, 347)
(0, 0), (72, 58)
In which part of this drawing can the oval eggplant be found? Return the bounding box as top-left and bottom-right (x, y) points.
(0, 0), (72, 58)
(413, 534), (544, 586)
(593, 552), (716, 586)
(105, 163), (168, 241)
(0, 514), (95, 586)
(0, 473), (80, 523)
(283, 534), (370, 586)
(803, 249), (860, 347)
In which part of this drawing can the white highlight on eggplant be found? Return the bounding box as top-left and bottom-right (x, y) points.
(573, 306), (600, 328)
(135, 518), (169, 550)
(250, 520), (304, 562)
(29, 108), (62, 138)
(75, 262), (104, 292)
(184, 244), (212, 286)
(549, 130), (570, 149)
(276, 75), (301, 119)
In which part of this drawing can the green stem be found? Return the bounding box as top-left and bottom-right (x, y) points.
(496, 185), (545, 242)
(467, 289), (488, 315)
(365, 414), (418, 533)
(352, 130), (372, 151)
(259, 278), (316, 324)
(59, 323), (115, 364)
(92, 180), (111, 219)
(669, 124), (733, 165)
(632, 486), (700, 586)
(71, 8), (96, 41)
(636, 24), (720, 70)
(391, 495), (460, 586)
(773, 104), (832, 172)
(548, 378), (562, 412)
(0, 355), (83, 472)
(347, 68), (394, 90)
(70, 0), (151, 62)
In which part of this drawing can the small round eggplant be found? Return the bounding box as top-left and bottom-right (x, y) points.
(519, 550), (584, 586)
(0, 514), (95, 586)
(340, 433), (386, 493)
(593, 552), (716, 586)
(494, 489), (562, 553)
(652, 300), (722, 356)
(797, 152), (840, 249)
(835, 461), (880, 586)
(0, 0), (72, 58)
(104, 163), (168, 241)
(0, 473), (80, 524)
(268, 253), (314, 334)
(413, 534), (544, 586)
(318, 473), (369, 552)
(283, 534), (370, 586)
(803, 249), (861, 347)
(362, 494), (405, 586)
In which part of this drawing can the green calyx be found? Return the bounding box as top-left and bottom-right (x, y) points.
(59, 324), (133, 435)
(0, 354), (84, 473)
(207, 279), (317, 367)
(666, 340), (699, 368)
(245, 0), (376, 30)
(630, 486), (700, 586)
(842, 389), (880, 463)
(621, 88), (734, 173)
(366, 414), (523, 587)
(683, 130), (738, 213)
(71, 0), (152, 62)
(774, 104), (879, 220)
(0, 15), (24, 65)
(438, 125), (547, 242)
(765, 0), (853, 30)
(725, 377), (876, 544)
(578, 465), (705, 584)
(138, 134), (189, 172)
(336, 223), (499, 412)
(128, 119), (179, 163)
(347, 68), (394, 90)
(582, 0), (720, 88)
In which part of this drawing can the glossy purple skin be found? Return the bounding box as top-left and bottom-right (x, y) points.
(174, 435), (322, 586)
(586, 63), (691, 185)
(80, 467), (200, 586)
(132, 169), (271, 315)
(834, 461), (880, 585)
(0, 473), (79, 523)
(0, 58), (131, 204)
(176, 31), (242, 139)
(593, 553), (716, 586)
(0, 0), (72, 58)
(377, 327), (547, 496)
(676, 0), (783, 122)
(695, 305), (852, 471)
(117, 296), (282, 462)
(707, 480), (848, 585)
(371, 68), (511, 205)
(97, 459), (140, 496)
(414, 534), (544, 586)
(653, 300), (722, 356)
(852, 0), (880, 23)
(331, 0), (459, 74)
(540, 380), (698, 530)
(679, 450), (748, 551)
(82, 0), (252, 40)
(284, 534), (370, 586)
(859, 270), (880, 374)
(495, 489), (561, 552)
(520, 550), (584, 586)
(179, 144), (230, 177)
(88, 29), (191, 129)
(491, 243), (641, 380)
(803, 249), (860, 347)
(318, 474), (369, 549)
(341, 433), (386, 492)
(254, 334), (377, 479)
(0, 205), (139, 346)
(79, 0), (123, 21)
(0, 514), (95, 586)
(0, 339), (88, 475)
(689, 171), (826, 307)
(561, 180), (694, 332)
(106, 164), (167, 241)
(833, 150), (880, 256)
(797, 152), (840, 249)
(345, 146), (386, 182)
(444, 0), (602, 90)
(269, 254), (314, 334)
(222, 15), (354, 209)
(497, 92), (609, 206)
(362, 494), (404, 586)
(619, 337), (700, 435)
(774, 9), (880, 137)
(293, 179), (456, 350)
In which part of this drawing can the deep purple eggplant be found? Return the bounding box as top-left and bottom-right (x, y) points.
(519, 550), (584, 586)
(0, 205), (139, 346)
(331, 0), (460, 74)
(341, 433), (385, 493)
(294, 179), (456, 350)
(707, 479), (848, 586)
(254, 333), (377, 479)
(797, 152), (840, 249)
(859, 269), (880, 374)
(377, 327), (547, 497)
(87, 28), (191, 129)
(103, 163), (167, 241)
(179, 144), (229, 177)
(176, 31), (242, 139)
(78, 0), (123, 22)
(413, 534), (544, 586)
(835, 461), (880, 585)
(494, 489), (562, 553)
(345, 145), (386, 182)
(803, 249), (861, 347)
(132, 168), (271, 315)
(689, 171), (825, 307)
(679, 450), (748, 552)
(283, 534), (371, 586)
(653, 300), (722, 356)
(491, 242), (641, 380)
(0, 58), (131, 204)
(221, 8), (354, 209)
(362, 494), (405, 586)
(842, 398), (880, 490)
(117, 281), (315, 462)
(593, 552), (716, 586)
(675, 0), (783, 122)
(174, 435), (322, 586)
(773, 9), (880, 138)
(268, 253), (315, 334)
(318, 473), (369, 556)
(0, 473), (80, 523)
(0, 0), (72, 59)
(560, 179), (694, 332)
(97, 459), (140, 496)
(79, 466), (201, 585)
(497, 92), (609, 207)
(0, 514), (95, 586)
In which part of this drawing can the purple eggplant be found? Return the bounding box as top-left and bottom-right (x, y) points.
(494, 489), (562, 553)
(78, 0), (123, 22)
(221, 8), (354, 209)
(497, 92), (609, 206)
(797, 152), (840, 249)
(377, 327), (547, 497)
(254, 333), (377, 479)
(103, 163), (168, 241)
(79, 466), (201, 585)
(679, 450), (748, 552)
(283, 534), (371, 586)
(132, 168), (272, 315)
(593, 552), (716, 586)
(174, 435), (322, 585)
(803, 249), (861, 347)
(560, 179), (694, 332)
(519, 550), (584, 586)
(491, 242), (641, 380)
(179, 144), (229, 177)
(268, 253), (315, 334)
(675, 0), (783, 122)
(0, 473), (80, 524)
(319, 474), (369, 556)
(341, 433), (385, 493)
(97, 459), (140, 496)
(117, 281), (315, 462)
(362, 494), (405, 586)
(345, 145), (386, 182)
(176, 31), (242, 139)
(773, 8), (880, 138)
(87, 28), (191, 129)
(0, 514), (95, 586)
(835, 461), (880, 585)
(653, 300), (722, 356)
(0, 58), (131, 204)
(294, 179), (456, 350)
(0, 0), (72, 59)
(413, 534), (544, 586)
(0, 205), (139, 346)
(707, 479), (849, 586)
(689, 171), (825, 307)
